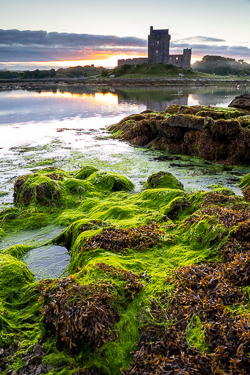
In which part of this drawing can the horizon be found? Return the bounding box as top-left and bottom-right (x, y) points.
(1, 54), (249, 72)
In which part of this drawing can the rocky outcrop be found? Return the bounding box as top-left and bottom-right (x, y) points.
(109, 104), (250, 165)
(229, 93), (250, 111)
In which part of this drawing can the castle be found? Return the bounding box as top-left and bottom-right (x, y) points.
(118, 26), (191, 69)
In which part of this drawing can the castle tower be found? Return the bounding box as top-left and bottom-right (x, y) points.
(182, 48), (192, 69)
(148, 26), (171, 64)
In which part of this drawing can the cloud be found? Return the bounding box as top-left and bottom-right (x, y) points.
(174, 36), (226, 44)
(171, 39), (250, 62)
(0, 29), (147, 62)
(0, 29), (249, 64)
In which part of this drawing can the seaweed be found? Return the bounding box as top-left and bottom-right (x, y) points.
(40, 266), (143, 351)
(82, 224), (162, 253)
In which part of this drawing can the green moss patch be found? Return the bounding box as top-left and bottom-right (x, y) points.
(0, 254), (34, 299)
(87, 171), (134, 191)
(186, 314), (209, 353)
(239, 172), (250, 189)
(145, 171), (184, 190)
(74, 165), (99, 180)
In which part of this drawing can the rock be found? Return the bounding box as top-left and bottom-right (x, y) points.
(32, 344), (45, 357)
(0, 254), (34, 300)
(166, 114), (212, 131)
(145, 171), (184, 190)
(109, 104), (250, 165)
(34, 365), (43, 375)
(87, 171), (134, 191)
(140, 109), (154, 114)
(229, 93), (250, 111)
(13, 173), (62, 206)
(164, 196), (191, 221)
(74, 165), (99, 180)
(165, 104), (205, 115)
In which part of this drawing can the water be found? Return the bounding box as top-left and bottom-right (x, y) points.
(21, 244), (70, 280)
(1, 84), (250, 278)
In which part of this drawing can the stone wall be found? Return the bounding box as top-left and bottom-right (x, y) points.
(118, 58), (148, 66)
(169, 55), (184, 68)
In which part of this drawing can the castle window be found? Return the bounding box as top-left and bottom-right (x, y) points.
(156, 50), (158, 53)
(157, 40), (160, 45)
(176, 57), (179, 61)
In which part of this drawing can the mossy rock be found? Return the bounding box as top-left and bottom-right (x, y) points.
(238, 115), (250, 128)
(74, 165), (99, 180)
(87, 171), (134, 191)
(0, 207), (51, 231)
(163, 196), (191, 221)
(64, 178), (94, 195)
(1, 244), (32, 259)
(145, 171), (184, 190)
(0, 254), (34, 299)
(14, 174), (62, 207)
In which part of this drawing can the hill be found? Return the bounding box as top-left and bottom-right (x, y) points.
(108, 63), (196, 78)
(193, 55), (250, 76)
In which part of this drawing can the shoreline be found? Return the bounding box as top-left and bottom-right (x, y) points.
(0, 77), (250, 90)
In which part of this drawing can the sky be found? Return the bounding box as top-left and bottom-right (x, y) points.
(0, 0), (250, 70)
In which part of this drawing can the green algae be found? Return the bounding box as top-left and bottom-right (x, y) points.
(145, 171), (184, 190)
(239, 173), (250, 189)
(14, 174), (63, 207)
(86, 171), (134, 191)
(2, 166), (250, 374)
(25, 159), (57, 168)
(0, 254), (34, 299)
(162, 196), (192, 221)
(1, 244), (33, 259)
(42, 352), (74, 367)
(186, 314), (209, 354)
(74, 165), (99, 180)
(0, 255), (43, 367)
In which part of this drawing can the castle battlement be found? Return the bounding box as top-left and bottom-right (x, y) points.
(118, 26), (191, 69)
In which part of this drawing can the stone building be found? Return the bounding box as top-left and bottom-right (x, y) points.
(118, 26), (191, 69)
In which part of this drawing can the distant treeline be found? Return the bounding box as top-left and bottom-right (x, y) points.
(1, 57), (250, 79)
(192, 56), (250, 76)
(0, 65), (105, 79)
(0, 63), (194, 79)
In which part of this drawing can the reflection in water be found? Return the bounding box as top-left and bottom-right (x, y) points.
(0, 84), (250, 209)
(114, 85), (249, 110)
(0, 85), (249, 125)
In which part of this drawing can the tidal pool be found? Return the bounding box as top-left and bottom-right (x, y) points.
(21, 245), (70, 280)
(1, 84), (250, 278)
